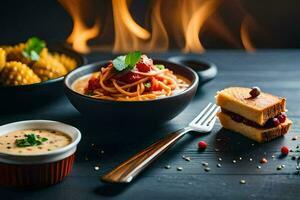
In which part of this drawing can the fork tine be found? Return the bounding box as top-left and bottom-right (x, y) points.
(203, 106), (219, 126)
(190, 103), (212, 125)
(197, 104), (217, 125)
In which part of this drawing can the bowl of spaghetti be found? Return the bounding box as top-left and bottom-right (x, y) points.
(64, 52), (198, 124)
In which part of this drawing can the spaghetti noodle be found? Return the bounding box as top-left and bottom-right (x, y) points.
(73, 52), (190, 101)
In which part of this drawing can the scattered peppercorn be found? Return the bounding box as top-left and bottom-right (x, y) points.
(281, 146), (289, 155)
(249, 86), (261, 98)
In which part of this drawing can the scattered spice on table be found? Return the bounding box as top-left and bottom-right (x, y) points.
(232, 160), (237, 164)
(260, 158), (268, 164)
(182, 155), (191, 161)
(292, 136), (298, 141)
(177, 167), (183, 171)
(240, 179), (246, 184)
(217, 163), (222, 168)
(94, 165), (100, 171)
(218, 157), (222, 161)
(257, 165), (261, 169)
(202, 162), (209, 167)
(249, 158), (253, 162)
(204, 167), (210, 172)
(277, 165), (283, 170)
(164, 165), (171, 169)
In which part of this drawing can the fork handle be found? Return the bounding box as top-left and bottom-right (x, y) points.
(101, 127), (191, 183)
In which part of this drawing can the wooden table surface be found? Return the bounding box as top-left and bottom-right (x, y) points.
(0, 50), (299, 200)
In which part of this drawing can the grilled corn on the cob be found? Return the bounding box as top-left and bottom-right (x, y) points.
(0, 61), (41, 86)
(32, 55), (67, 81)
(52, 53), (77, 71)
(0, 48), (6, 72)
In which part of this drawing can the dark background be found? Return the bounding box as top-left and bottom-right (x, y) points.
(1, 0), (300, 49)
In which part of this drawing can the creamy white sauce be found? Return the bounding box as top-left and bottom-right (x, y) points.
(0, 129), (71, 155)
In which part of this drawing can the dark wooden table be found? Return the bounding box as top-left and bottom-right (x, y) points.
(1, 50), (299, 200)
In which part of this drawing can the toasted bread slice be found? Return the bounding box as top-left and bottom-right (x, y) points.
(217, 112), (292, 143)
(216, 87), (286, 126)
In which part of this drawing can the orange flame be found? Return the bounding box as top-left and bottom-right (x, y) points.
(183, 0), (220, 52)
(240, 15), (256, 52)
(112, 0), (168, 52)
(59, 0), (100, 53)
(60, 0), (264, 53)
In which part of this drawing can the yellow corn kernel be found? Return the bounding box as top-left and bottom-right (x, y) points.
(32, 55), (67, 81)
(0, 61), (41, 86)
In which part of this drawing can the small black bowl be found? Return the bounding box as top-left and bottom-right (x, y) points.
(64, 60), (199, 125)
(168, 56), (217, 85)
(0, 43), (86, 111)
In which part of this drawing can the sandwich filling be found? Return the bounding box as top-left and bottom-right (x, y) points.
(221, 108), (287, 129)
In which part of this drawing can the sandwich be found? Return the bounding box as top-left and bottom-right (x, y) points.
(216, 86), (292, 143)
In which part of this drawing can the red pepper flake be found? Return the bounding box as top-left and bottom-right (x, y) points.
(281, 146), (289, 155)
(260, 158), (268, 164)
(198, 141), (208, 151)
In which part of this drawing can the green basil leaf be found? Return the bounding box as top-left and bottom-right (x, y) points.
(144, 82), (151, 88)
(22, 37), (46, 61)
(112, 55), (126, 71)
(15, 133), (48, 147)
(125, 51), (141, 69)
(155, 64), (165, 70)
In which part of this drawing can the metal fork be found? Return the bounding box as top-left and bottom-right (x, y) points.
(101, 103), (219, 183)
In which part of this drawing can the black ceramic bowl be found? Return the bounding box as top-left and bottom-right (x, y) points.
(64, 60), (199, 124)
(0, 43), (86, 111)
